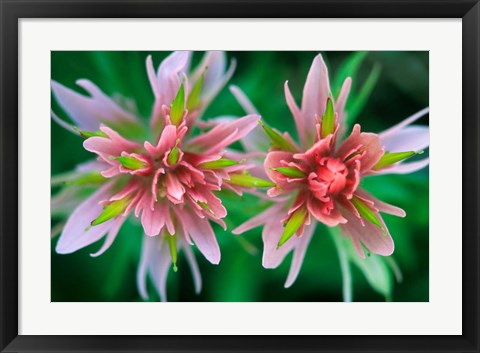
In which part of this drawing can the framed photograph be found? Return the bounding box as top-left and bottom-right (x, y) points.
(1, 0), (479, 352)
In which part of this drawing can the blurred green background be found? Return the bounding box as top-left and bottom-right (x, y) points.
(51, 51), (429, 302)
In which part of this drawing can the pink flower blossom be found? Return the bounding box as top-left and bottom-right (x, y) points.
(51, 51), (266, 301)
(233, 54), (429, 288)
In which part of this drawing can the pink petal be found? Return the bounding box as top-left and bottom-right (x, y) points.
(51, 110), (77, 134)
(83, 125), (139, 164)
(186, 114), (260, 153)
(307, 197), (347, 226)
(141, 202), (167, 237)
(233, 202), (286, 234)
(335, 77), (352, 125)
(229, 85), (259, 115)
(301, 54), (331, 146)
(146, 55), (160, 99)
(355, 189), (406, 217)
(262, 212), (294, 269)
(180, 210), (220, 264)
(51, 80), (100, 130)
(136, 235), (171, 301)
(380, 126), (429, 152)
(51, 80), (139, 131)
(165, 173), (185, 203)
(336, 124), (384, 174)
(136, 235), (152, 300)
(153, 51), (191, 105)
(264, 151), (296, 193)
(284, 81), (306, 146)
(56, 182), (116, 254)
(341, 211), (394, 259)
(90, 216), (125, 257)
(181, 239), (202, 294)
(194, 51), (236, 105)
(284, 223), (315, 288)
(144, 124), (179, 159)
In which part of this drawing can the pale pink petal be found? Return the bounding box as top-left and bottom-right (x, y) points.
(137, 235), (171, 301)
(136, 234), (153, 300)
(150, 237), (173, 302)
(335, 77), (352, 125)
(76, 80), (139, 125)
(90, 216), (125, 257)
(284, 81), (304, 145)
(229, 85), (259, 115)
(146, 55), (160, 99)
(355, 189), (406, 217)
(284, 223), (315, 288)
(341, 211), (394, 258)
(180, 210), (220, 264)
(379, 107), (429, 140)
(232, 202), (286, 234)
(51, 110), (77, 134)
(181, 239), (202, 294)
(380, 126), (429, 152)
(301, 54), (331, 145)
(194, 51), (236, 105)
(377, 157), (429, 175)
(154, 51), (191, 105)
(141, 202), (166, 237)
(262, 213), (295, 269)
(56, 182), (116, 254)
(200, 115), (269, 155)
(186, 114), (260, 153)
(51, 80), (139, 131)
(51, 80), (100, 130)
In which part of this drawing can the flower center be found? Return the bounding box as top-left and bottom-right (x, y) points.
(314, 157), (348, 195)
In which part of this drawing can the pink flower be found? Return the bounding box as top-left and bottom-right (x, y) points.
(233, 54), (429, 288)
(51, 51), (266, 301)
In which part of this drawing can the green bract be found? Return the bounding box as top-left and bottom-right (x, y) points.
(170, 82), (185, 125)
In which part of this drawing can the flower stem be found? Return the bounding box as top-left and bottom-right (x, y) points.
(330, 230), (353, 302)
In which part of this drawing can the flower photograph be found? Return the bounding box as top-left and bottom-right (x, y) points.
(51, 51), (429, 302)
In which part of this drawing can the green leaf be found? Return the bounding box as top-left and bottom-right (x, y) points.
(199, 158), (239, 170)
(332, 51), (369, 96)
(373, 151), (421, 170)
(346, 64), (382, 126)
(91, 198), (129, 226)
(170, 82), (185, 125)
(114, 156), (146, 170)
(259, 121), (296, 152)
(321, 98), (335, 138)
(187, 69), (206, 111)
(277, 207), (308, 248)
(351, 196), (384, 231)
(228, 174), (275, 188)
(273, 167), (306, 178)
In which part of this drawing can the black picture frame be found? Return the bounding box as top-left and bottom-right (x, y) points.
(1, 1), (479, 352)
